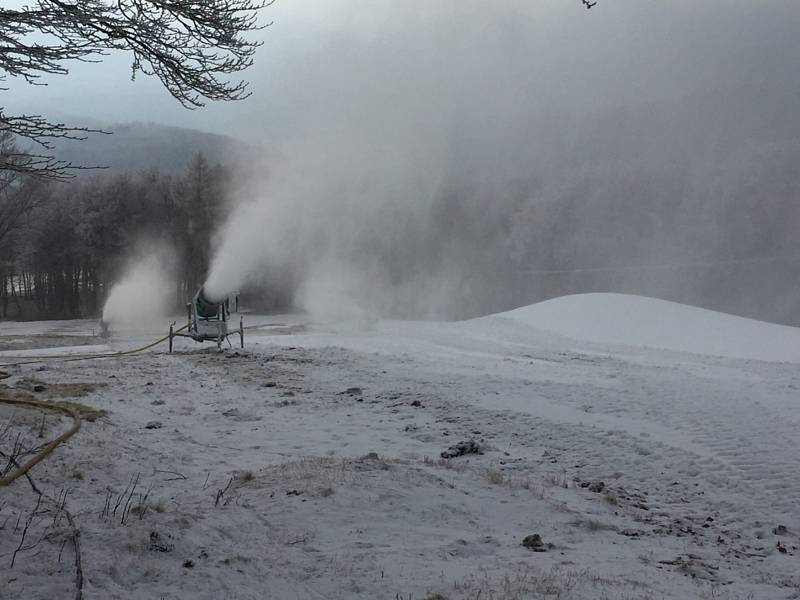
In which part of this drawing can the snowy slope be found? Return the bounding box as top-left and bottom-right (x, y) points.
(494, 292), (800, 362)
(3, 301), (800, 600)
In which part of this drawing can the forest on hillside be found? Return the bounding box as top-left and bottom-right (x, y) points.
(0, 149), (232, 320)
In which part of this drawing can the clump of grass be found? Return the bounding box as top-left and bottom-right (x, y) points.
(420, 456), (467, 472)
(450, 565), (641, 599)
(603, 492), (618, 506)
(486, 469), (505, 485)
(544, 469), (569, 489)
(568, 518), (617, 533)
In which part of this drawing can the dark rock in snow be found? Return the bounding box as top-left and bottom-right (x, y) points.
(145, 421), (163, 429)
(341, 387), (363, 396)
(33, 384), (46, 392)
(620, 529), (644, 538)
(410, 400), (422, 407)
(441, 440), (482, 459)
(356, 452), (391, 470)
(773, 525), (788, 536)
(149, 531), (174, 552)
(151, 399), (165, 406)
(522, 534), (547, 552)
(588, 481), (606, 493)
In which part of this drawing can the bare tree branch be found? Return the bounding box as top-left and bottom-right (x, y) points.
(2, 1), (271, 107)
(0, 0), (270, 178)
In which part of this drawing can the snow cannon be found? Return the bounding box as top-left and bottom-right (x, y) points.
(194, 287), (224, 318)
(168, 286), (243, 351)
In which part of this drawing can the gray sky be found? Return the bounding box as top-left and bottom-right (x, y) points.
(4, 0), (800, 142)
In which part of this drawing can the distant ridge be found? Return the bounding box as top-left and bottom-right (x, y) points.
(48, 120), (255, 174)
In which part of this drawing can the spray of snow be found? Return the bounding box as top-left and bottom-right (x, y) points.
(102, 245), (175, 332)
(194, 4), (581, 319)
(202, 1), (800, 324)
(202, 127), (449, 319)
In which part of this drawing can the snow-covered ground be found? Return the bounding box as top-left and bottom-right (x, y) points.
(1, 294), (799, 599)
(499, 293), (800, 363)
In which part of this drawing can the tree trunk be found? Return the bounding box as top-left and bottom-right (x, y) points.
(1, 274), (8, 318)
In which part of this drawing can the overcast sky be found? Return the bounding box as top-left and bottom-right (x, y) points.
(4, 0), (799, 142)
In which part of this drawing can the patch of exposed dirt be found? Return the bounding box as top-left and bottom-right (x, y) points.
(1, 380), (106, 423)
(14, 378), (102, 398)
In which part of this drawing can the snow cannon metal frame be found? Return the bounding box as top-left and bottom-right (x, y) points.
(169, 287), (243, 351)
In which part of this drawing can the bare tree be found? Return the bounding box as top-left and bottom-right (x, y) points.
(0, 131), (45, 246)
(0, 0), (271, 179)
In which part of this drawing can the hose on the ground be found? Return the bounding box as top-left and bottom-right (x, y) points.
(0, 323), (189, 368)
(0, 324), (189, 486)
(0, 318), (292, 485)
(0, 378), (82, 487)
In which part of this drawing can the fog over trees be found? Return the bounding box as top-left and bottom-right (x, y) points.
(0, 149), (227, 318)
(0, 1), (267, 317)
(3, 78), (800, 325)
(1, 0), (799, 325)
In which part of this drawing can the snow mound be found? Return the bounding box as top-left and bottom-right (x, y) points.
(494, 293), (800, 363)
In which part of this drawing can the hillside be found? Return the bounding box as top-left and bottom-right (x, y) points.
(492, 293), (800, 363)
(2, 298), (800, 599)
(50, 121), (254, 173)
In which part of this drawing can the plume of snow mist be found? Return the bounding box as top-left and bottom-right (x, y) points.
(205, 0), (800, 323)
(199, 1), (564, 320)
(102, 245), (175, 332)
(202, 129), (450, 320)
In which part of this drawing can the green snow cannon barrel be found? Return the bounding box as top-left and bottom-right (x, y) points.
(194, 287), (222, 319)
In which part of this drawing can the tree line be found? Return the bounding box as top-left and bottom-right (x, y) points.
(3, 91), (800, 326)
(0, 148), (229, 320)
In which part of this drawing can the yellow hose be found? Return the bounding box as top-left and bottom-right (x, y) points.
(0, 323), (189, 486)
(0, 323), (189, 368)
(0, 381), (82, 487)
